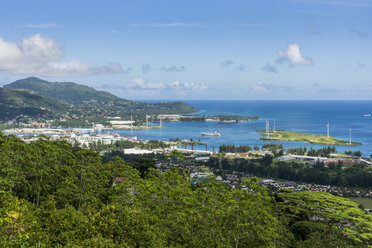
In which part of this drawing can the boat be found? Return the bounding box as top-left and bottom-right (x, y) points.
(201, 131), (221, 137)
(362, 114), (371, 117)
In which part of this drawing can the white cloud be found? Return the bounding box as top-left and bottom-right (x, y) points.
(22, 22), (62, 29)
(0, 34), (126, 76)
(276, 43), (313, 66)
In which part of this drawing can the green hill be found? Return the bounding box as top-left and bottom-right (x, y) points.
(0, 88), (68, 121)
(0, 77), (198, 125)
(153, 101), (197, 113)
(4, 77), (120, 104)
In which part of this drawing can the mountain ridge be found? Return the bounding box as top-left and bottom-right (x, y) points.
(0, 77), (197, 125)
(4, 77), (121, 104)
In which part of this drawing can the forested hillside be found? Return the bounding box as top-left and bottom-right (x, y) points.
(0, 87), (68, 120)
(4, 77), (121, 104)
(0, 132), (371, 247)
(0, 77), (197, 124)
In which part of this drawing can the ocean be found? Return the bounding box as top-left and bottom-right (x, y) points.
(115, 100), (372, 156)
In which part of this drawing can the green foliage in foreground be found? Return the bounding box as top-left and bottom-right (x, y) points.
(258, 130), (362, 146)
(277, 191), (372, 246)
(0, 133), (371, 247)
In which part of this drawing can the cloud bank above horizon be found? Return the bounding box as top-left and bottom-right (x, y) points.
(0, 34), (126, 76)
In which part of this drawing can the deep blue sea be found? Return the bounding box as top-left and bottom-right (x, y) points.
(115, 100), (372, 156)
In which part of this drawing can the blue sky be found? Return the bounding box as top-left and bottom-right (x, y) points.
(0, 0), (371, 100)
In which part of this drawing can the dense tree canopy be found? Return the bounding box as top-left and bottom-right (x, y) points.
(207, 156), (372, 188)
(0, 132), (371, 247)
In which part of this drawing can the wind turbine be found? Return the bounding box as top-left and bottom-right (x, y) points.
(146, 115), (149, 128)
(349, 129), (351, 144)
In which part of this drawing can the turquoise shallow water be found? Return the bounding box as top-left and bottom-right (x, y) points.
(115, 100), (372, 156)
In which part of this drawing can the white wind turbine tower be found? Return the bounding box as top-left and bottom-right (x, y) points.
(349, 129), (352, 144)
(326, 122), (330, 137)
(266, 120), (270, 138)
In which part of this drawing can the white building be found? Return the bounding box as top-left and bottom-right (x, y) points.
(109, 120), (135, 125)
(175, 148), (212, 155)
(123, 147), (153, 155)
(157, 114), (181, 121)
(277, 154), (327, 165)
(93, 123), (104, 132)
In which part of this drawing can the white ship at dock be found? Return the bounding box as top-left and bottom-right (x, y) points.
(201, 131), (221, 137)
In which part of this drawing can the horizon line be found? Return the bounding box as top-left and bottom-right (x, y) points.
(131, 99), (372, 101)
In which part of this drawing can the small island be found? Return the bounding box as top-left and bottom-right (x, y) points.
(257, 130), (362, 146)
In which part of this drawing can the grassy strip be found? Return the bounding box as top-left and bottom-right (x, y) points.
(348, 198), (372, 209)
(330, 153), (352, 158)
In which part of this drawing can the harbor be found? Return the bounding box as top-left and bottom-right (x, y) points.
(114, 100), (372, 155)
(3, 100), (372, 156)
